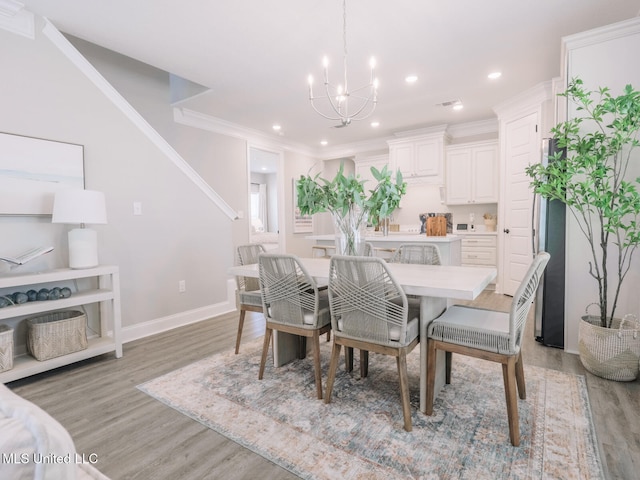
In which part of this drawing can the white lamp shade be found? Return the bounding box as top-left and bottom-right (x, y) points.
(52, 190), (107, 225)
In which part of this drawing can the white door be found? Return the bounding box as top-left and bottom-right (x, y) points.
(501, 112), (539, 296)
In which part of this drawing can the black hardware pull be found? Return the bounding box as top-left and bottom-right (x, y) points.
(503, 228), (510, 234)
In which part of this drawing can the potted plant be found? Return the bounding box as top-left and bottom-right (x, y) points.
(526, 78), (640, 380)
(296, 163), (406, 255)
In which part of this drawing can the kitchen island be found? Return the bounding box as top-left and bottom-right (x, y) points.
(306, 233), (461, 265)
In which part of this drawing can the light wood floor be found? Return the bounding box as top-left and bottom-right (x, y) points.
(7, 291), (639, 480)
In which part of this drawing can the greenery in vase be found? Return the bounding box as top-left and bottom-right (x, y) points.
(526, 78), (640, 328)
(296, 162), (407, 254)
(296, 162), (406, 222)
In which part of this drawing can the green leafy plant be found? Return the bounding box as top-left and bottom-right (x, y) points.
(526, 78), (640, 327)
(296, 162), (406, 222)
(296, 162), (406, 254)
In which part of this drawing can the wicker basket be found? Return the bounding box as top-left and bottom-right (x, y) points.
(27, 310), (88, 361)
(579, 304), (640, 381)
(0, 324), (13, 372)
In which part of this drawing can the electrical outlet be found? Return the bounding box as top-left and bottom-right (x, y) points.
(178, 280), (186, 293)
(133, 201), (142, 215)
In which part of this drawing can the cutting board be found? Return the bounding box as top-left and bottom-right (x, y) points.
(426, 216), (447, 236)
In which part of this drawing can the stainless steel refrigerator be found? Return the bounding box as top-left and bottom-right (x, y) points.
(533, 138), (566, 348)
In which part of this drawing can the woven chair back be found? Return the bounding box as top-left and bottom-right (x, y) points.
(509, 252), (550, 352)
(236, 244), (265, 292)
(329, 255), (409, 346)
(258, 253), (321, 328)
(390, 243), (441, 265)
(363, 242), (374, 257)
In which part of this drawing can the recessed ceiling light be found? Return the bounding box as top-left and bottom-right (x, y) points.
(272, 124), (281, 131)
(320, 140), (328, 146)
(261, 167), (267, 171)
(371, 121), (380, 128)
(405, 75), (418, 84)
(488, 72), (502, 80)
(453, 103), (464, 111)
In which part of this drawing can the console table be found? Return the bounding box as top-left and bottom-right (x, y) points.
(0, 265), (122, 383)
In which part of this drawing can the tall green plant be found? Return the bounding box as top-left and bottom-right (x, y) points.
(526, 78), (640, 327)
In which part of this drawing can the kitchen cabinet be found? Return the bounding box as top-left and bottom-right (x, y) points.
(459, 234), (497, 286)
(387, 128), (449, 184)
(0, 265), (122, 383)
(354, 154), (389, 190)
(445, 140), (498, 204)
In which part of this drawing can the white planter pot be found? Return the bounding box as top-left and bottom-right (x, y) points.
(578, 311), (640, 381)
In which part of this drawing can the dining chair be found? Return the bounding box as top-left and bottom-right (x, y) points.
(425, 251), (550, 446)
(389, 243), (441, 265)
(233, 243), (266, 354)
(258, 253), (331, 399)
(325, 255), (421, 431)
(363, 242), (375, 256)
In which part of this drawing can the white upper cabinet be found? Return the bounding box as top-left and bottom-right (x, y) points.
(387, 128), (449, 184)
(354, 154), (389, 191)
(445, 140), (499, 205)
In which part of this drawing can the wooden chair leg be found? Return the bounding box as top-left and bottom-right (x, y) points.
(325, 343), (342, 404)
(397, 351), (412, 432)
(515, 352), (526, 400)
(360, 350), (369, 378)
(424, 339), (437, 415)
(258, 328), (273, 380)
(345, 347), (354, 372)
(312, 332), (323, 399)
(445, 351), (452, 384)
(326, 331), (331, 342)
(235, 308), (246, 354)
(502, 357), (520, 446)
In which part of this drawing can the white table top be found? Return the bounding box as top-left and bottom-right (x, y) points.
(228, 257), (496, 301)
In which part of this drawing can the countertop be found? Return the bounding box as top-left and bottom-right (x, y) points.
(306, 233), (461, 243)
(454, 230), (498, 236)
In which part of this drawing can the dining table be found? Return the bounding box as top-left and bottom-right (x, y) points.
(228, 257), (497, 413)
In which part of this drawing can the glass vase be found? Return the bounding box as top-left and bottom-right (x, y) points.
(332, 208), (368, 256)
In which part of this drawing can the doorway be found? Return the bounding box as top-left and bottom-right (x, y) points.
(248, 145), (285, 252)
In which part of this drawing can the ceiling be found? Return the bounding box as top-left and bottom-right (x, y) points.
(18, 0), (640, 151)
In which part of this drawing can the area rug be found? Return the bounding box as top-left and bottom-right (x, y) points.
(138, 339), (603, 480)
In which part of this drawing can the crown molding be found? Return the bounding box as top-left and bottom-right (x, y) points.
(390, 124), (449, 139)
(173, 108), (317, 158)
(493, 81), (552, 120)
(446, 118), (498, 138)
(562, 16), (640, 50)
(0, 1), (33, 39)
(316, 136), (392, 160)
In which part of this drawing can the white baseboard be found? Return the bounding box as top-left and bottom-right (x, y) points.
(121, 279), (238, 344)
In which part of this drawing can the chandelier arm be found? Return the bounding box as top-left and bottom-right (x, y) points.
(341, 98), (377, 121)
(308, 101), (344, 121)
(323, 80), (348, 118)
(307, 0), (378, 126)
(349, 84), (376, 95)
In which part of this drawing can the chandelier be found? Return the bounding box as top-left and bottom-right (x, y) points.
(307, 0), (378, 127)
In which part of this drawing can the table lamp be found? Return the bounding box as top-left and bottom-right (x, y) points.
(52, 189), (107, 269)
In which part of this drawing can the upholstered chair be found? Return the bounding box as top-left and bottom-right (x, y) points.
(234, 244), (266, 354)
(258, 253), (331, 399)
(389, 243), (441, 265)
(325, 255), (420, 431)
(425, 251), (550, 446)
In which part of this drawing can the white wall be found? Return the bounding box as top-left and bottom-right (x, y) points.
(0, 16), (247, 344)
(563, 18), (640, 352)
